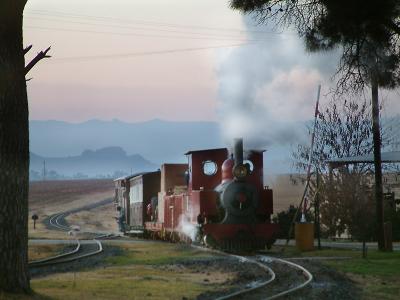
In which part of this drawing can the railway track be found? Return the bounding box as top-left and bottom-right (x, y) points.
(32, 207), (108, 267)
(194, 245), (313, 300)
(219, 255), (312, 300)
(29, 240), (103, 267)
(43, 203), (311, 298)
(48, 212), (71, 231)
(47, 212), (114, 238)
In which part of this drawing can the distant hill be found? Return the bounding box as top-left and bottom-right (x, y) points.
(30, 146), (158, 180)
(29, 119), (223, 164)
(29, 118), (308, 175)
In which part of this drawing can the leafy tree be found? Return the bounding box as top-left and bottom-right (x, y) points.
(293, 97), (380, 239)
(230, 0), (400, 250)
(0, 0), (50, 292)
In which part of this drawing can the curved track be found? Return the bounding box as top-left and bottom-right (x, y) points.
(194, 245), (313, 300)
(42, 202), (311, 298)
(259, 256), (313, 300)
(31, 204), (110, 267)
(48, 212), (71, 231)
(215, 254), (276, 300)
(29, 240), (102, 267)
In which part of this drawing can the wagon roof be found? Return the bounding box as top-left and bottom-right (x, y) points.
(114, 170), (159, 181)
(184, 148), (227, 155)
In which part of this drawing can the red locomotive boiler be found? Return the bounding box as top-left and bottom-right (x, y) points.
(114, 138), (279, 251)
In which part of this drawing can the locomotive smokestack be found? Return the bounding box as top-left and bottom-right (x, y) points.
(233, 138), (243, 166)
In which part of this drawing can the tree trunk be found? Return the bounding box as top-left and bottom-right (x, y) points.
(371, 79), (385, 251)
(0, 0), (30, 293)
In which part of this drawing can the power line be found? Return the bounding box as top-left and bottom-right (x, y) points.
(49, 43), (253, 63)
(26, 25), (271, 42)
(25, 9), (294, 35)
(25, 16), (253, 39)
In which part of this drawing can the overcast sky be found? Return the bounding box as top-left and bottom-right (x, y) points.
(24, 0), (400, 125)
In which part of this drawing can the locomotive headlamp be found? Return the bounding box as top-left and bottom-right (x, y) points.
(233, 164), (248, 179)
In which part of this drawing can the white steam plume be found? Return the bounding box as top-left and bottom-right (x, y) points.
(178, 215), (198, 241)
(216, 14), (339, 149)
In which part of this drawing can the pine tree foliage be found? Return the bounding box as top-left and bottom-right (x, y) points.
(230, 0), (400, 92)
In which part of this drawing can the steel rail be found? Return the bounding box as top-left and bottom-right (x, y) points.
(260, 256), (313, 300)
(28, 239), (81, 266)
(48, 212), (70, 231)
(215, 254), (276, 300)
(192, 245), (313, 300)
(191, 245), (276, 300)
(29, 240), (103, 267)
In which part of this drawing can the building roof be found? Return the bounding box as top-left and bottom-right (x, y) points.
(113, 170), (159, 182)
(327, 151), (400, 167)
(184, 148), (227, 155)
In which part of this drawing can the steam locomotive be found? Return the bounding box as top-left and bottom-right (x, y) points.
(114, 138), (278, 251)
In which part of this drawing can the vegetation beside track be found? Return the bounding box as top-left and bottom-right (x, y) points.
(2, 241), (238, 300)
(324, 251), (400, 300)
(268, 245), (400, 300)
(28, 244), (65, 262)
(105, 241), (214, 266)
(28, 179), (116, 239)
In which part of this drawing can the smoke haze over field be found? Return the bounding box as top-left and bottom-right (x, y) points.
(216, 15), (339, 149)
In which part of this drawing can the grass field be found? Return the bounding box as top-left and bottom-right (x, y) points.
(3, 242), (398, 299)
(270, 245), (400, 300)
(28, 244), (65, 262)
(325, 251), (400, 300)
(2, 241), (235, 300)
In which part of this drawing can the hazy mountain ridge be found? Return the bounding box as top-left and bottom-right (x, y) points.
(30, 146), (158, 180)
(30, 119), (224, 164)
(29, 118), (317, 176)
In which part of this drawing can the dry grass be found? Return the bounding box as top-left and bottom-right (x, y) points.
(65, 202), (118, 233)
(30, 265), (229, 300)
(29, 179), (114, 213)
(2, 241), (235, 300)
(28, 244), (65, 262)
(29, 179), (114, 239)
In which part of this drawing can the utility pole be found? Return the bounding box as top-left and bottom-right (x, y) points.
(42, 160), (46, 181)
(371, 78), (384, 251)
(315, 170), (321, 250)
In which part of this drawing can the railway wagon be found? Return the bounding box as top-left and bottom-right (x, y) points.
(114, 171), (160, 232)
(115, 138), (279, 251)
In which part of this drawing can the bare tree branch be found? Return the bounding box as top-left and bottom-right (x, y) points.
(23, 45), (32, 55)
(25, 46), (51, 75)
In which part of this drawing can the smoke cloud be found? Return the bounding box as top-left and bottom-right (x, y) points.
(216, 15), (339, 149)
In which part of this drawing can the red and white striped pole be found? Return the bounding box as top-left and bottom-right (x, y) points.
(287, 84), (321, 244)
(301, 84), (321, 219)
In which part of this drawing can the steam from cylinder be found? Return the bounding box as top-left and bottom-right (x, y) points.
(233, 138), (243, 167)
